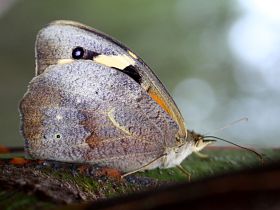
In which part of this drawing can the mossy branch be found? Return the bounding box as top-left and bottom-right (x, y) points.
(0, 148), (279, 210)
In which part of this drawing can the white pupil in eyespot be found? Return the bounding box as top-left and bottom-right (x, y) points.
(56, 114), (63, 120)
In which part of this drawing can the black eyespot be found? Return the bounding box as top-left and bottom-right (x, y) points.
(72, 47), (84, 59)
(55, 134), (62, 139)
(122, 65), (142, 84)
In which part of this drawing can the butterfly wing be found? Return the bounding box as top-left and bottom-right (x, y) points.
(20, 61), (178, 172)
(35, 20), (187, 141)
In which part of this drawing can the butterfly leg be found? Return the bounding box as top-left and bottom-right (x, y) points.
(121, 153), (167, 178)
(176, 165), (191, 182)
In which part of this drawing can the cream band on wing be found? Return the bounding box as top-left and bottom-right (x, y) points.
(57, 59), (74, 65)
(94, 54), (136, 70)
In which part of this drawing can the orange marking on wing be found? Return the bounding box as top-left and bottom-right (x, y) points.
(148, 90), (172, 117)
(10, 157), (29, 165)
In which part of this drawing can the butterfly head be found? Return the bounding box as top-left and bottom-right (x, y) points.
(186, 130), (215, 152)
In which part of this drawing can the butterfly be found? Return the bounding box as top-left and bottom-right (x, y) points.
(19, 20), (213, 176)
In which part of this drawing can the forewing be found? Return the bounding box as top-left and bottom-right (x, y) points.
(36, 20), (187, 140)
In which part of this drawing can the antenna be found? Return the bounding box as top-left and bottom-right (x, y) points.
(203, 135), (263, 163)
(207, 117), (248, 135)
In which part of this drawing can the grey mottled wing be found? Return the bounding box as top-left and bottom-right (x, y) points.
(20, 61), (178, 172)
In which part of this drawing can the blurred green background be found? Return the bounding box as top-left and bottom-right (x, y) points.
(0, 0), (279, 147)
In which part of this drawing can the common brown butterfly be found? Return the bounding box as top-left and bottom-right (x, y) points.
(19, 20), (212, 176)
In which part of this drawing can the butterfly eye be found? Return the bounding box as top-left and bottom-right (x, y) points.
(54, 133), (62, 139)
(72, 47), (84, 59)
